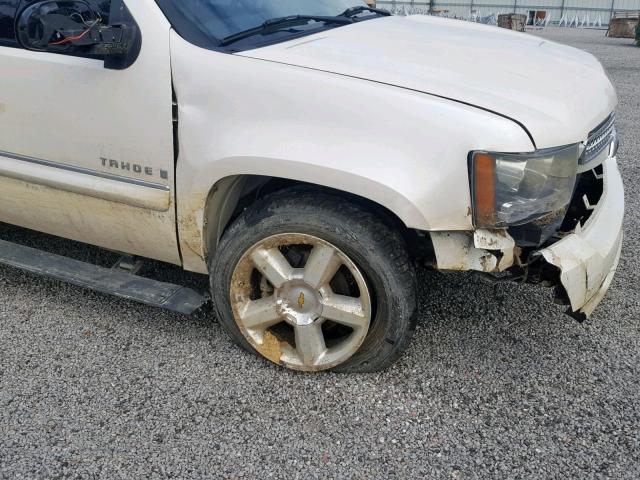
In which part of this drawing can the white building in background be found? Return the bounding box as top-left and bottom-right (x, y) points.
(377, 0), (640, 26)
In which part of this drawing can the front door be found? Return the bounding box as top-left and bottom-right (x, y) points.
(0, 0), (180, 264)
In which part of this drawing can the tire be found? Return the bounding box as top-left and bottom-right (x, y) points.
(210, 187), (418, 373)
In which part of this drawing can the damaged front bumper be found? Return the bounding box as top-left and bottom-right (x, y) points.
(429, 156), (624, 318)
(538, 157), (624, 317)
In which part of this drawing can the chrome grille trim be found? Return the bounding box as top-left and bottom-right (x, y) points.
(581, 113), (616, 165)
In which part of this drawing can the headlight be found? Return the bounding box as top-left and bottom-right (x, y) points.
(469, 144), (580, 228)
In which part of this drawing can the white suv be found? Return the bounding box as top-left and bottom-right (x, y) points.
(0, 1), (624, 372)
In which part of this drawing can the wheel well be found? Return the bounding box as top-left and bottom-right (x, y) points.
(203, 175), (434, 264)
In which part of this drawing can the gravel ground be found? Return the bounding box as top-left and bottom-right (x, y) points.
(1, 28), (639, 479)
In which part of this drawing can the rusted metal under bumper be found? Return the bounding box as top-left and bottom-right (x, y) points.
(538, 157), (624, 317)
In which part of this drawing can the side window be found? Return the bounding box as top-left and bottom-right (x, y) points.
(0, 0), (19, 46)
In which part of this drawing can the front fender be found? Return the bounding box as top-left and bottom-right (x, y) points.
(170, 32), (534, 273)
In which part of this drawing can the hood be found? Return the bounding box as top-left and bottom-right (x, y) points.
(238, 15), (617, 149)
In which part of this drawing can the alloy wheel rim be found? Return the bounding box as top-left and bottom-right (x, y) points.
(230, 233), (372, 371)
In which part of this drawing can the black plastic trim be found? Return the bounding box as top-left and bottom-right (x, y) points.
(104, 0), (141, 70)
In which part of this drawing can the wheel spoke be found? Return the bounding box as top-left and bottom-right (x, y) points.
(237, 296), (281, 330)
(322, 294), (367, 328)
(232, 233), (373, 371)
(304, 244), (342, 288)
(250, 247), (294, 288)
(294, 323), (327, 366)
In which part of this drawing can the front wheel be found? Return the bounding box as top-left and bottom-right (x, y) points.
(210, 189), (418, 373)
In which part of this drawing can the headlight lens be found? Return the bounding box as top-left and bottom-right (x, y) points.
(470, 144), (580, 228)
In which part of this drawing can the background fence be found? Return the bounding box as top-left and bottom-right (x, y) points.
(377, 0), (640, 26)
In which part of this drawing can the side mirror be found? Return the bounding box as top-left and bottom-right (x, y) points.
(16, 0), (139, 69)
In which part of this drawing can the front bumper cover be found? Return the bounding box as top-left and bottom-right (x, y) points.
(429, 157), (624, 319)
(539, 156), (624, 317)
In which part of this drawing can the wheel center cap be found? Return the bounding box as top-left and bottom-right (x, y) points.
(277, 282), (323, 326)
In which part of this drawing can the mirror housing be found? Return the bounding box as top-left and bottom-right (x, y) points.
(16, 0), (140, 69)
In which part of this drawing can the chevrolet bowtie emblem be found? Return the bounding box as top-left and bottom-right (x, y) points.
(298, 292), (305, 309)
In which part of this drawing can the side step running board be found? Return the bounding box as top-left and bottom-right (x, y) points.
(0, 239), (205, 315)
